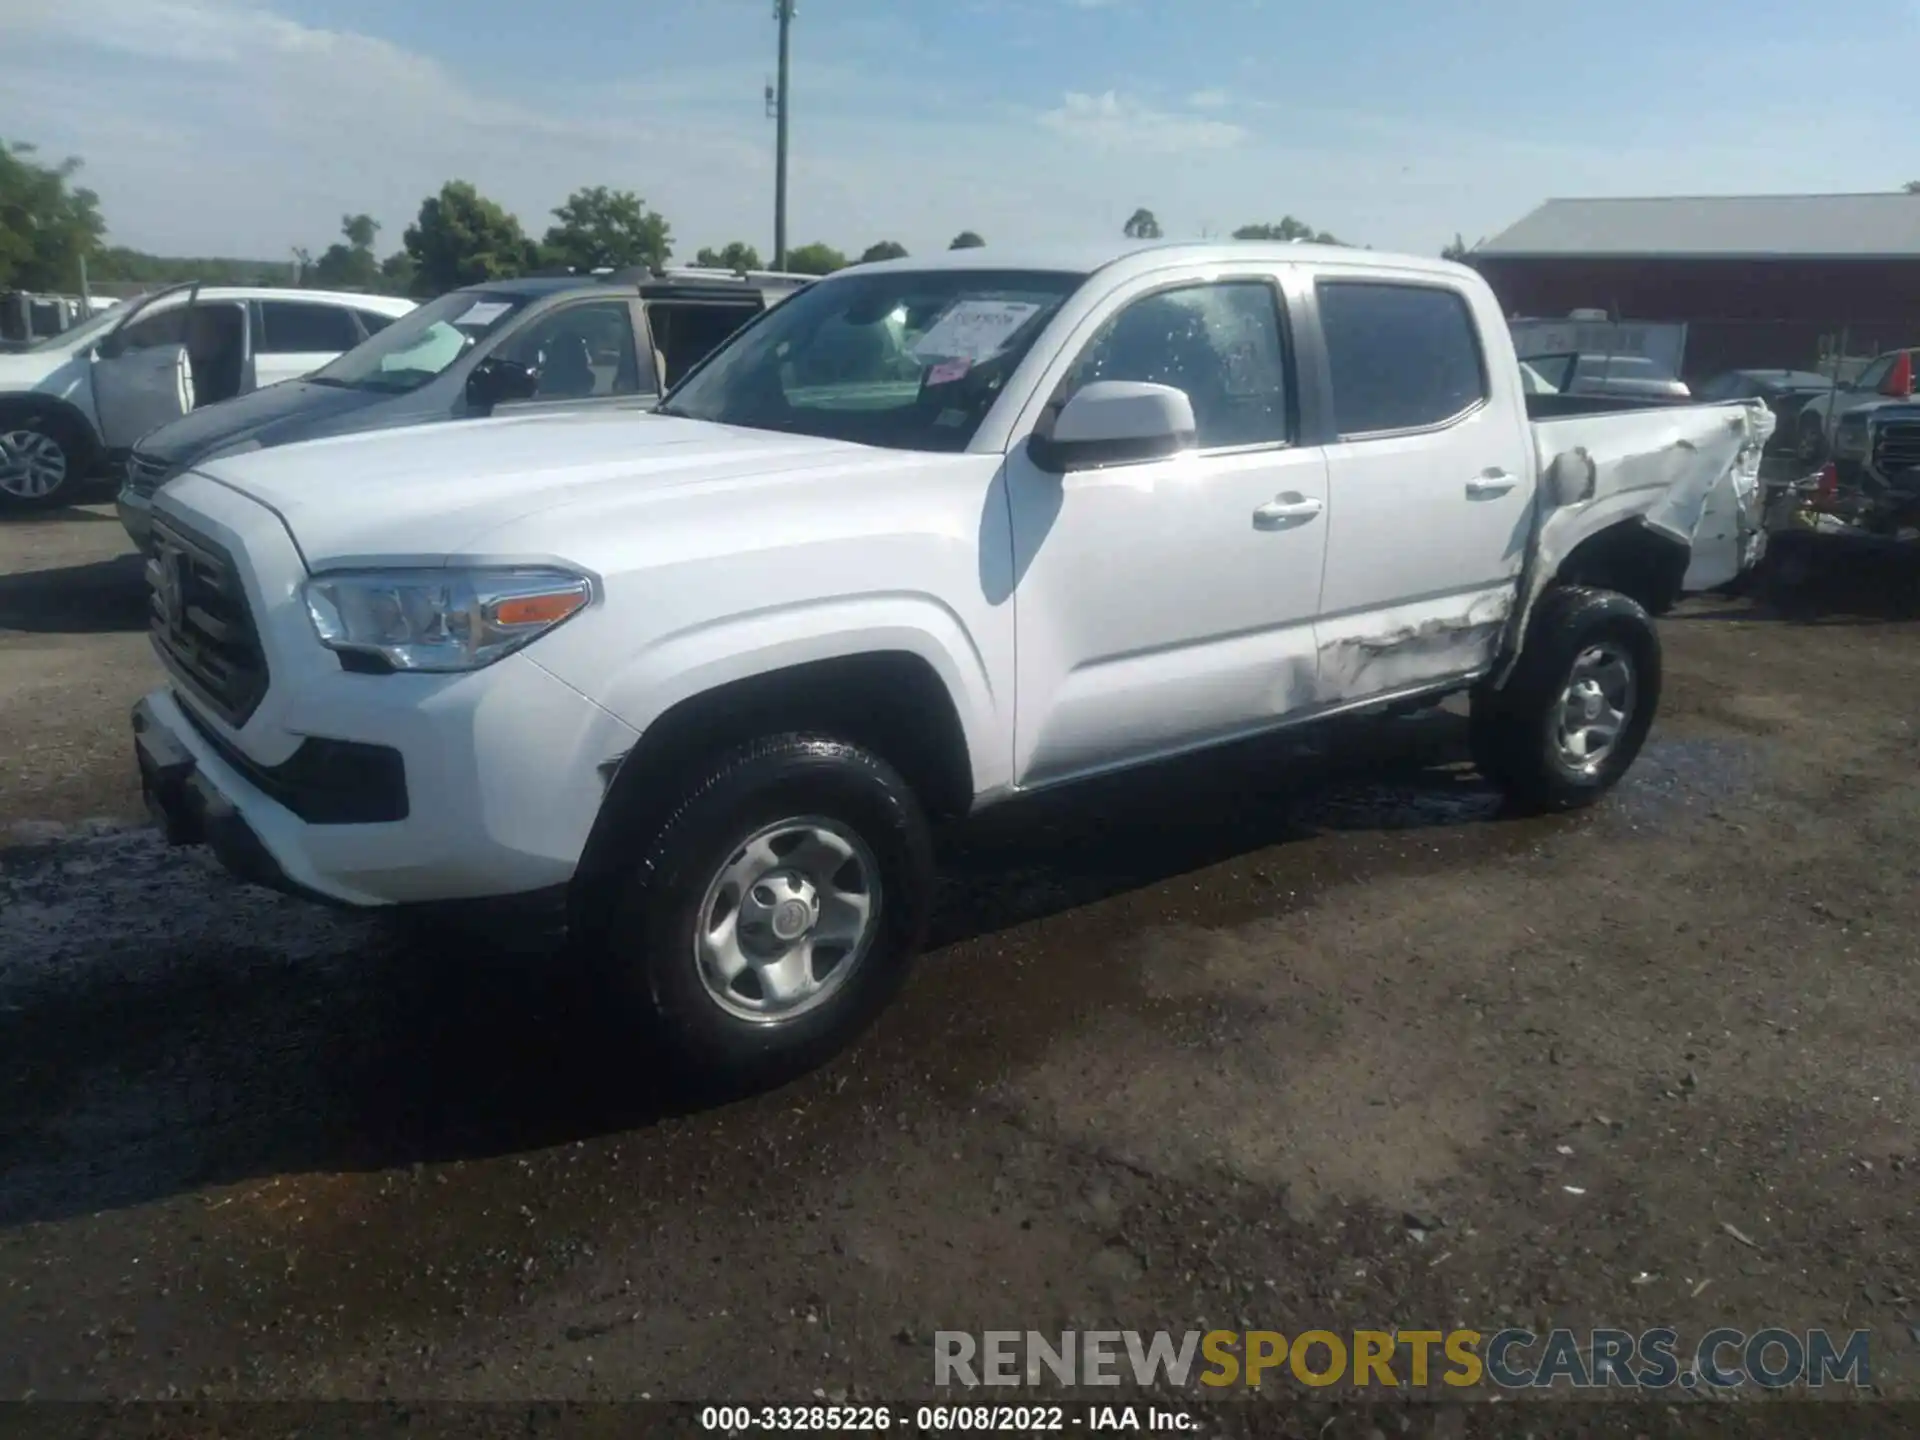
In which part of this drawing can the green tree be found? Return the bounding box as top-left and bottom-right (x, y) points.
(0, 141), (106, 292)
(1123, 207), (1162, 239)
(694, 241), (764, 270)
(311, 213), (382, 290)
(948, 230), (985, 249)
(1906, 180), (1920, 194)
(1441, 232), (1471, 262)
(402, 181), (539, 295)
(859, 240), (908, 263)
(379, 249), (417, 294)
(91, 248), (284, 286)
(541, 185), (671, 273)
(783, 241), (848, 275)
(1233, 218), (1341, 244)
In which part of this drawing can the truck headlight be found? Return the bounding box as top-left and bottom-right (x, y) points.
(302, 567), (592, 672)
(1834, 417), (1869, 457)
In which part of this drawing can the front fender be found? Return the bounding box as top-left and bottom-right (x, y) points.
(539, 593), (1012, 798)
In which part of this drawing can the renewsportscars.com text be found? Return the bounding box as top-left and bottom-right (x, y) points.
(934, 1328), (1872, 1391)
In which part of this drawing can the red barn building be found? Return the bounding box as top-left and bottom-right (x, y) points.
(1470, 193), (1920, 382)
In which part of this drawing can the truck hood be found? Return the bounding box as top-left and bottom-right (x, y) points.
(137, 380), (405, 466)
(185, 408), (871, 568)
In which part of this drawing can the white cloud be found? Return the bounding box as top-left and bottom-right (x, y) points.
(5, 0), (1913, 267)
(1039, 91), (1246, 154)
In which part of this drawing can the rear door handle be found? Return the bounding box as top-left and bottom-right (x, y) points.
(1253, 494), (1323, 527)
(1466, 470), (1519, 497)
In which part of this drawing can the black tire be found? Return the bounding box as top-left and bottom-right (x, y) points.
(600, 734), (934, 1084)
(1469, 586), (1661, 813)
(0, 412), (88, 510)
(1796, 412), (1826, 464)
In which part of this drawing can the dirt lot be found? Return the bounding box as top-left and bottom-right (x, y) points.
(1, 500), (1917, 1420)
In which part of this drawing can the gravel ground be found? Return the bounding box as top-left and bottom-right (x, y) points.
(1, 502), (1917, 1421)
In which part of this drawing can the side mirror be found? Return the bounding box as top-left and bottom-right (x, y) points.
(1029, 380), (1196, 473)
(467, 356), (540, 412)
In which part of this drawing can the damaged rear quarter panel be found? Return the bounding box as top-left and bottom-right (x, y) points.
(1494, 400), (1773, 684)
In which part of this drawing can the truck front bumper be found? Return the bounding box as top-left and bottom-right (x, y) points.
(116, 483), (156, 554)
(131, 663), (643, 910)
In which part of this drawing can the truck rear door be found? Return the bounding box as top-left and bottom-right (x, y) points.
(1302, 271), (1534, 705)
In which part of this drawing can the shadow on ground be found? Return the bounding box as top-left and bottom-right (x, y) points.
(0, 708), (1529, 1226)
(0, 553), (148, 634)
(1679, 537), (1920, 626)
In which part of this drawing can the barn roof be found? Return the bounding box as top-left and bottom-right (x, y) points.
(1478, 194), (1920, 260)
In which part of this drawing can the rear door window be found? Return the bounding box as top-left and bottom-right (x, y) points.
(259, 300), (363, 354)
(1316, 280), (1488, 438)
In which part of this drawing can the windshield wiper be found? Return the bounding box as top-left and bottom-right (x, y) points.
(305, 376), (357, 389)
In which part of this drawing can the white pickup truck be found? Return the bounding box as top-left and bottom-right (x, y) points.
(131, 241), (1772, 1079)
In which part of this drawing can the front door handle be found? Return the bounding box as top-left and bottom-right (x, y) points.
(1466, 470), (1519, 497)
(1253, 493), (1323, 528)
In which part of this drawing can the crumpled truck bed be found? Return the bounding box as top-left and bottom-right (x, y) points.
(1496, 399), (1775, 683)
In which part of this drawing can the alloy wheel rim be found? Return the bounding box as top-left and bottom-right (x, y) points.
(1550, 643), (1636, 777)
(0, 430), (67, 499)
(692, 816), (883, 1024)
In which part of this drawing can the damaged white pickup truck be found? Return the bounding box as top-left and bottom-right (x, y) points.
(132, 241), (1772, 1077)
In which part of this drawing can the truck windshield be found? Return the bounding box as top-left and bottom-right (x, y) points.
(311, 290), (531, 393)
(656, 268), (1085, 451)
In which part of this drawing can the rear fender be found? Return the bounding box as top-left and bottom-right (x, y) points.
(1492, 401), (1769, 687)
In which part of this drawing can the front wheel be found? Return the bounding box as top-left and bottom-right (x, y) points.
(1470, 586), (1661, 813)
(601, 734), (934, 1084)
(0, 416), (85, 509)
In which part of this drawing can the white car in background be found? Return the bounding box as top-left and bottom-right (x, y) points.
(0, 284), (414, 509)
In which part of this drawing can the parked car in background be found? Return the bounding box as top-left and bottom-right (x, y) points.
(0, 284), (413, 509)
(1520, 351), (1690, 402)
(131, 240), (1773, 1080)
(1787, 346), (1919, 462)
(116, 268), (809, 551)
(1694, 369), (1837, 453)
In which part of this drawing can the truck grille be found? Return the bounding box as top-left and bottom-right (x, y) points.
(1874, 420), (1920, 475)
(125, 450), (174, 498)
(148, 514), (269, 727)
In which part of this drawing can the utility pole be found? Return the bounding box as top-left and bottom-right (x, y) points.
(771, 0), (794, 269)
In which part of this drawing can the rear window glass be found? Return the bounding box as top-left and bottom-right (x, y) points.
(1317, 281), (1488, 437)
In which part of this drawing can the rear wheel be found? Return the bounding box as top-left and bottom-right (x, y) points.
(0, 415), (86, 509)
(1470, 586), (1661, 812)
(599, 734), (934, 1084)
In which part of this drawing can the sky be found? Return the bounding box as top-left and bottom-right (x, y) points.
(4, 0), (1918, 265)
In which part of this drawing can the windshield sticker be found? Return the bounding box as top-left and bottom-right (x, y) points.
(455, 301), (512, 328)
(910, 300), (1043, 364)
(934, 408), (969, 427)
(925, 357), (972, 386)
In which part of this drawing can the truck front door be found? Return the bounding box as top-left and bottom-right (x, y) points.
(91, 295), (197, 449)
(1004, 271), (1329, 788)
(1305, 274), (1534, 706)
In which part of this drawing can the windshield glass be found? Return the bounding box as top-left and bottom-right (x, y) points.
(22, 304), (130, 354)
(312, 289), (532, 392)
(658, 268), (1085, 451)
